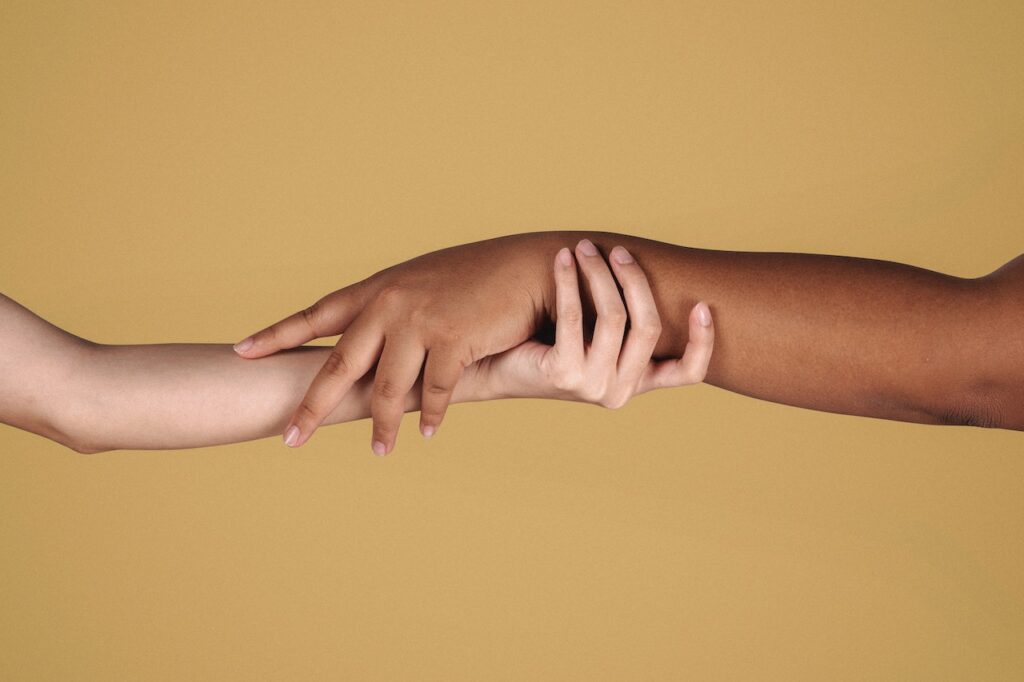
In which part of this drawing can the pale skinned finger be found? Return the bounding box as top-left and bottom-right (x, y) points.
(638, 301), (715, 393)
(574, 239), (627, 364)
(607, 245), (662, 388)
(233, 284), (366, 358)
(283, 314), (385, 448)
(419, 349), (466, 440)
(370, 335), (427, 456)
(552, 248), (585, 366)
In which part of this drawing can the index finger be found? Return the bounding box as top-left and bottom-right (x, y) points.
(607, 246), (662, 386)
(234, 284), (367, 359)
(283, 314), (385, 447)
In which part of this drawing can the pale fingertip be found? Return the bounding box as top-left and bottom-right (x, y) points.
(696, 301), (712, 328)
(421, 424), (436, 439)
(610, 246), (634, 264)
(556, 247), (573, 268)
(283, 424), (301, 447)
(372, 440), (388, 456)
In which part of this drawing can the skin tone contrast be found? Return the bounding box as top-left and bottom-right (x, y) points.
(0, 248), (714, 453)
(234, 233), (1024, 452)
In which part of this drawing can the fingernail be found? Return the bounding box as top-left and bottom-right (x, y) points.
(283, 425), (300, 447)
(577, 239), (598, 257)
(372, 440), (387, 456)
(233, 337), (254, 354)
(611, 246), (634, 264)
(556, 248), (572, 268)
(421, 424), (436, 439)
(697, 302), (712, 327)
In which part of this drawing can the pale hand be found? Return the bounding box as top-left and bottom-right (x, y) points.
(471, 244), (714, 408)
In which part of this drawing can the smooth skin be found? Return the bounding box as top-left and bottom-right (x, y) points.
(235, 233), (1024, 450)
(0, 248), (714, 453)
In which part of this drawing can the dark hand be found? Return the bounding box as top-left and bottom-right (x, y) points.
(233, 233), (564, 453)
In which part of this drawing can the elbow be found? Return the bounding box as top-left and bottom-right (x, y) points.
(934, 385), (1014, 431)
(931, 269), (1024, 431)
(936, 402), (1003, 429)
(53, 428), (113, 455)
(7, 407), (115, 454)
(67, 440), (112, 455)
(46, 416), (114, 454)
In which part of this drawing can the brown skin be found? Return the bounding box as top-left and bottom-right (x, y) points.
(566, 234), (1024, 431)
(236, 232), (1024, 448)
(0, 252), (715, 453)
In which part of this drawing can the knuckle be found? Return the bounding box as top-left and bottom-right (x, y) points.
(408, 307), (428, 327)
(551, 366), (583, 391)
(558, 305), (583, 325)
(376, 283), (410, 307)
(295, 401), (322, 423)
(425, 381), (453, 397)
(598, 306), (627, 327)
(436, 342), (473, 368)
(373, 377), (403, 401)
(600, 394), (628, 410)
(258, 324), (280, 344)
(581, 379), (608, 403)
(635, 319), (663, 344)
(429, 322), (460, 345)
(436, 323), (468, 348)
(300, 301), (323, 331)
(682, 365), (707, 385)
(322, 352), (352, 379)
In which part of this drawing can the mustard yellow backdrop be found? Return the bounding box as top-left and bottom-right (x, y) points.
(2, 1), (1022, 679)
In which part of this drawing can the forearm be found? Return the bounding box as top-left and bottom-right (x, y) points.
(0, 294), (490, 452)
(525, 232), (1024, 430)
(62, 343), (490, 452)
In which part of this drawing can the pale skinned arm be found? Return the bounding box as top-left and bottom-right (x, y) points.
(0, 249), (714, 453)
(0, 294), (423, 452)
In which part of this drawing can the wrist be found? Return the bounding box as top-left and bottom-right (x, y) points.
(506, 230), (631, 326)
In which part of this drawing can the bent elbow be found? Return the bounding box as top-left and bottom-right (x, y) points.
(935, 386), (1013, 431)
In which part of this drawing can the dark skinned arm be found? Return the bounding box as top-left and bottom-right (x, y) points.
(535, 232), (1024, 431)
(237, 231), (1024, 448)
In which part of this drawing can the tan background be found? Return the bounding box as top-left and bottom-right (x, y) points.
(2, 1), (1023, 679)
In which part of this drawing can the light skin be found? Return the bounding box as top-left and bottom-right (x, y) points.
(0, 248), (714, 453)
(235, 233), (1024, 449)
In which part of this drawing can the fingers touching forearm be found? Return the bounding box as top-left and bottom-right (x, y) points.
(58, 344), (483, 453)
(71, 345), (330, 450)
(553, 232), (1018, 428)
